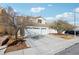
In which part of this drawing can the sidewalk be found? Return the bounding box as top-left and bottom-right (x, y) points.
(5, 35), (79, 55)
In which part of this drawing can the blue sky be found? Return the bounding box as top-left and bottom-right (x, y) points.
(0, 3), (79, 25)
(1, 3), (79, 16)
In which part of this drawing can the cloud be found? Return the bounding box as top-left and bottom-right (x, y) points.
(45, 17), (54, 20)
(44, 12), (74, 24)
(54, 12), (75, 24)
(63, 12), (73, 17)
(14, 9), (17, 12)
(45, 17), (54, 23)
(30, 7), (45, 13)
(48, 4), (53, 7)
(44, 12), (73, 22)
(75, 7), (79, 12)
(55, 12), (73, 19)
(55, 14), (63, 19)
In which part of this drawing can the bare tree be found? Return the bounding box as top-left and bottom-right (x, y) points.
(6, 6), (25, 40)
(49, 20), (75, 34)
(0, 6), (36, 40)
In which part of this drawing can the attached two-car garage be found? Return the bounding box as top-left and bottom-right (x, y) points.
(25, 26), (48, 36)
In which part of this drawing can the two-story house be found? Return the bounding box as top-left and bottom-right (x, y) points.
(24, 16), (49, 36)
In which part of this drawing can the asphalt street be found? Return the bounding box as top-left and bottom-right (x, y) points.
(55, 43), (79, 55)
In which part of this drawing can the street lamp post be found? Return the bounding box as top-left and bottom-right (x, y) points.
(73, 8), (79, 38)
(73, 9), (76, 38)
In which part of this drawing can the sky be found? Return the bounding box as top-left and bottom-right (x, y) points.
(0, 3), (79, 25)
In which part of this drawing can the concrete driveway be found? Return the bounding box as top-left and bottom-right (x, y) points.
(5, 35), (79, 55)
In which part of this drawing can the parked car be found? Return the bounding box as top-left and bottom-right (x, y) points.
(65, 30), (79, 36)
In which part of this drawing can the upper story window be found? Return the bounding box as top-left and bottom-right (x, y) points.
(38, 19), (42, 23)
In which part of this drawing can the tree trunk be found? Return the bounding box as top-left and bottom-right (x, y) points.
(15, 27), (19, 40)
(20, 27), (25, 36)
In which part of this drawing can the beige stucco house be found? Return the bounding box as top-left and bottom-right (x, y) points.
(24, 16), (49, 36)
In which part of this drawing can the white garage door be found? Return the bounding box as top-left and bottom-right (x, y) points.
(25, 27), (48, 36)
(41, 28), (48, 35)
